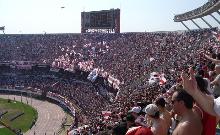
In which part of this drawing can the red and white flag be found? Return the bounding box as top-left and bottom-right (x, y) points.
(159, 73), (167, 86)
(101, 111), (112, 120)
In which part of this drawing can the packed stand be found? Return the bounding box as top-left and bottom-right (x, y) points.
(0, 28), (220, 134)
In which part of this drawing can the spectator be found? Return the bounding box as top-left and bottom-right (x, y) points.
(193, 75), (216, 135)
(111, 122), (127, 135)
(144, 104), (167, 135)
(211, 65), (220, 97)
(128, 106), (146, 126)
(171, 89), (202, 135)
(155, 97), (171, 134)
(182, 67), (220, 122)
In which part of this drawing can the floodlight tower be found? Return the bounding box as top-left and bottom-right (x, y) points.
(0, 26), (5, 34)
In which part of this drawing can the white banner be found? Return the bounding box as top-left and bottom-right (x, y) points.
(87, 68), (98, 82)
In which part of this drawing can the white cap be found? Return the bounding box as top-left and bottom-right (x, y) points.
(144, 104), (159, 116)
(128, 106), (142, 113)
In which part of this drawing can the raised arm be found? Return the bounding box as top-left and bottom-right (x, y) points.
(204, 54), (220, 64)
(181, 67), (217, 117)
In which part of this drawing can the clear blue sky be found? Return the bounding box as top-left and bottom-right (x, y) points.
(0, 0), (219, 34)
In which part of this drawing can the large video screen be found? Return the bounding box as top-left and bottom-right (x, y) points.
(82, 9), (116, 29)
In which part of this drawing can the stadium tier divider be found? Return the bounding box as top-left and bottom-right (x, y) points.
(9, 112), (24, 121)
(0, 110), (8, 117)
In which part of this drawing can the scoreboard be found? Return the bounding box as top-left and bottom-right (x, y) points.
(81, 9), (120, 33)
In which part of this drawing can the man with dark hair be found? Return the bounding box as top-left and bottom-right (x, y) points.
(155, 97), (171, 134)
(126, 114), (136, 129)
(172, 89), (202, 135)
(111, 122), (127, 135)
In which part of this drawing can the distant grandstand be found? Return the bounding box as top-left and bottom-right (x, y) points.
(174, 0), (220, 30)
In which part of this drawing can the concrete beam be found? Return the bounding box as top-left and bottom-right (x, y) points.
(217, 10), (220, 16)
(191, 19), (202, 29)
(201, 17), (213, 28)
(180, 21), (191, 31)
(210, 14), (220, 25)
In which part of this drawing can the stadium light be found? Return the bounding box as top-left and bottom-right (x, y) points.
(0, 26), (5, 34)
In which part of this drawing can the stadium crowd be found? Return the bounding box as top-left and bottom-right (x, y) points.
(0, 28), (220, 134)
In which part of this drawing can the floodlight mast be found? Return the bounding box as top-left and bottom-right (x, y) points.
(0, 26), (5, 34)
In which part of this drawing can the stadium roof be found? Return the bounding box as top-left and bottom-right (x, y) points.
(174, 0), (220, 22)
